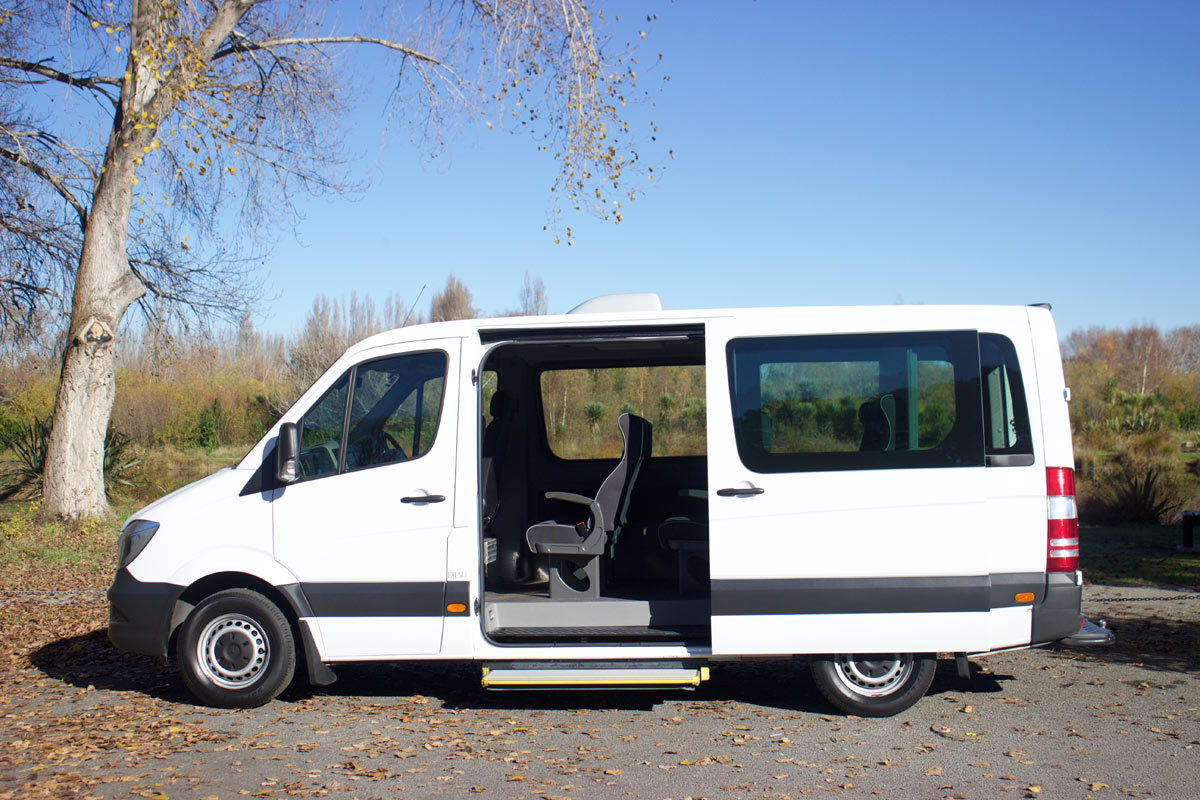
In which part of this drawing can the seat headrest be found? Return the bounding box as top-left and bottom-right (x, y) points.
(489, 390), (512, 417)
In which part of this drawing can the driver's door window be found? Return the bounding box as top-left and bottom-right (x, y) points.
(345, 352), (446, 471)
(296, 351), (447, 479)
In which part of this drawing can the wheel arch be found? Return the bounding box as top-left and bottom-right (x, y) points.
(170, 572), (334, 688)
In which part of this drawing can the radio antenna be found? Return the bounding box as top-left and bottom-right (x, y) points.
(401, 284), (425, 328)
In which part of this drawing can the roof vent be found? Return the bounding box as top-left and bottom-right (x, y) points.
(568, 292), (664, 315)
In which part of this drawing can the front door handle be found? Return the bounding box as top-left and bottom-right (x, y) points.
(401, 494), (446, 504)
(716, 487), (764, 497)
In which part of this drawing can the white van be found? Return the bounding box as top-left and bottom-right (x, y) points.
(108, 295), (1112, 716)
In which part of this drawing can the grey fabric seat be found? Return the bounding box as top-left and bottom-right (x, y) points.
(480, 390), (515, 530)
(525, 413), (652, 599)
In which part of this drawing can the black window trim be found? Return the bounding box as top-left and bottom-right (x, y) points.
(725, 329), (986, 474)
(979, 332), (1036, 468)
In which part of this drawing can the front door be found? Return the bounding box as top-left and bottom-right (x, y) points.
(705, 314), (992, 656)
(273, 339), (462, 659)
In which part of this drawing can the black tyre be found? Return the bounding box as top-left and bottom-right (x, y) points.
(176, 588), (296, 709)
(810, 653), (936, 717)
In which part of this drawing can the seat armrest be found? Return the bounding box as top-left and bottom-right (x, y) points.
(676, 489), (708, 499)
(541, 539), (605, 556)
(545, 491), (594, 506)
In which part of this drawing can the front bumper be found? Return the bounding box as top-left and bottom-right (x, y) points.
(107, 567), (184, 658)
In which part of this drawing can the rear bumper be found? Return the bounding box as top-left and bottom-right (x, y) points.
(107, 568), (183, 658)
(1030, 570), (1114, 647)
(1030, 571), (1083, 644)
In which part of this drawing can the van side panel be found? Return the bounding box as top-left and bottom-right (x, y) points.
(978, 322), (1048, 579)
(1026, 307), (1074, 469)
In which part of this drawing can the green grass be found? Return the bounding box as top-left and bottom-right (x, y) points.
(0, 500), (131, 589)
(1081, 522), (1200, 588)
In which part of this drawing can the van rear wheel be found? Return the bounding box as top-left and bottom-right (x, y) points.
(177, 588), (296, 709)
(811, 653), (935, 717)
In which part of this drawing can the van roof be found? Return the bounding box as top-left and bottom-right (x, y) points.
(338, 298), (1053, 362)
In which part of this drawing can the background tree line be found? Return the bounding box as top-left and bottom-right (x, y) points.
(1064, 325), (1200, 525)
(2, 310), (1199, 523)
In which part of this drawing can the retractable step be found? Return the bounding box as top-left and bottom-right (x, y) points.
(481, 663), (710, 690)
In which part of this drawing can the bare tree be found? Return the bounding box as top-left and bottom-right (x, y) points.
(1165, 326), (1200, 376)
(1, 1), (664, 518)
(429, 274), (477, 322)
(285, 291), (420, 392)
(517, 271), (549, 315)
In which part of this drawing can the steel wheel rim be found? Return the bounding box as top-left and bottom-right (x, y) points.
(196, 613), (269, 690)
(833, 654), (912, 697)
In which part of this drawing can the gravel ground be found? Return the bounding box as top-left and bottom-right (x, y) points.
(0, 585), (1196, 800)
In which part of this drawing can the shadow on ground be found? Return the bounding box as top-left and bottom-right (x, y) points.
(1056, 608), (1200, 674)
(33, 627), (1015, 714)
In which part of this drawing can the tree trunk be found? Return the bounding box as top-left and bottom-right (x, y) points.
(42, 172), (145, 519)
(40, 0), (255, 519)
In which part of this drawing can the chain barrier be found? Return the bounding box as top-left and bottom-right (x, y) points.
(0, 588), (105, 597)
(1088, 593), (1200, 602)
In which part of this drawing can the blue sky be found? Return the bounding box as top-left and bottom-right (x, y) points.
(262, 1), (1199, 336)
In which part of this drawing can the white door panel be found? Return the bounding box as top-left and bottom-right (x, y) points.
(273, 338), (461, 659)
(704, 318), (1032, 656)
(708, 469), (984, 580)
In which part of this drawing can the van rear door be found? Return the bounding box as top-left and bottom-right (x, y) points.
(705, 313), (1001, 656)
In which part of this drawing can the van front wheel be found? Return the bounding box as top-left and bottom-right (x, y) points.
(177, 589), (296, 708)
(810, 653), (935, 717)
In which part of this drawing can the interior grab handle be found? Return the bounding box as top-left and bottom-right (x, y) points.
(716, 487), (764, 497)
(401, 494), (446, 504)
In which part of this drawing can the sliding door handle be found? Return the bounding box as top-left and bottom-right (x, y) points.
(716, 487), (764, 497)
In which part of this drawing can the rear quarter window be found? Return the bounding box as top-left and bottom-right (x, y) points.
(980, 333), (1035, 466)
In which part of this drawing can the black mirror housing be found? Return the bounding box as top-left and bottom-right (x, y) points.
(276, 422), (300, 484)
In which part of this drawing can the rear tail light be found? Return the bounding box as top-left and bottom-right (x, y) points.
(1046, 467), (1079, 573)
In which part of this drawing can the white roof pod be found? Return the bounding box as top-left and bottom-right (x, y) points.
(568, 292), (664, 315)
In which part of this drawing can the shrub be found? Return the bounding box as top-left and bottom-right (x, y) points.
(1079, 432), (1191, 525)
(0, 417), (49, 500)
(0, 417), (142, 501)
(0, 405), (23, 445)
(103, 427), (143, 497)
(584, 401), (605, 432)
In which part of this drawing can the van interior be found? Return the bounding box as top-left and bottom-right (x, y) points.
(477, 326), (713, 646)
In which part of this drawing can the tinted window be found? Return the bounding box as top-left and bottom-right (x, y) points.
(727, 331), (984, 472)
(344, 352), (446, 471)
(297, 374), (348, 479)
(540, 365), (706, 459)
(980, 333), (1034, 464)
(296, 351), (447, 479)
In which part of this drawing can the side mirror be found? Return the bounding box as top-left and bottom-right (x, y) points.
(276, 422), (300, 484)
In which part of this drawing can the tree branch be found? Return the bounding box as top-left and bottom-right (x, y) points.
(0, 146), (88, 230)
(0, 55), (121, 98)
(215, 32), (449, 71)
